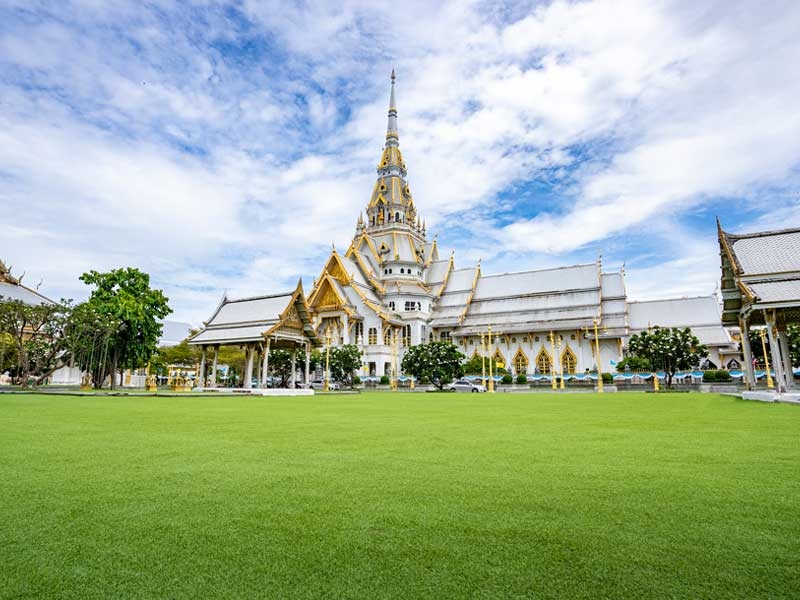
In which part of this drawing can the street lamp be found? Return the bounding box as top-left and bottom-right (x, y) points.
(759, 328), (774, 389)
(548, 332), (557, 391)
(487, 325), (495, 393)
(324, 328), (331, 392)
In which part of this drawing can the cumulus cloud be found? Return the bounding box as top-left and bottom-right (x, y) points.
(1, 0), (799, 323)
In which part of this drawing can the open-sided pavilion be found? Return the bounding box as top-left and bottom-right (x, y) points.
(188, 281), (321, 390)
(719, 221), (800, 393)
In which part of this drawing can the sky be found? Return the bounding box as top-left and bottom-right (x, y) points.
(1, 0), (799, 325)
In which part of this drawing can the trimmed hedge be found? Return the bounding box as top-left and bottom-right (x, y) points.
(703, 370), (733, 382)
(516, 374), (527, 385)
(379, 375), (390, 385)
(501, 374), (513, 385)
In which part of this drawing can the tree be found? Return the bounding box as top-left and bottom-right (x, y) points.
(268, 349), (295, 387)
(627, 327), (708, 387)
(461, 353), (507, 375)
(748, 325), (799, 367)
(0, 297), (73, 386)
(79, 268), (171, 389)
(402, 341), (465, 389)
(329, 344), (363, 385)
(615, 355), (652, 372)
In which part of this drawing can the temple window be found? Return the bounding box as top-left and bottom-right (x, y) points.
(536, 349), (551, 375)
(440, 331), (451, 341)
(523, 336), (528, 343)
(401, 325), (411, 346)
(561, 348), (577, 375)
(511, 337), (517, 343)
(389, 301), (395, 310)
(368, 327), (377, 345)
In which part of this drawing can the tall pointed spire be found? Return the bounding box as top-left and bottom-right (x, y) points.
(386, 68), (398, 147)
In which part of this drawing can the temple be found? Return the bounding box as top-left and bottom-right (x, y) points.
(301, 73), (736, 378)
(191, 72), (738, 385)
(718, 223), (800, 392)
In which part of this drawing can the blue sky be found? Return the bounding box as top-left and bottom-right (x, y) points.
(2, 0), (800, 324)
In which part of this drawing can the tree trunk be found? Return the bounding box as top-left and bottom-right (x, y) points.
(110, 354), (117, 390)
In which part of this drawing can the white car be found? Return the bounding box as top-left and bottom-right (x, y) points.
(309, 380), (339, 390)
(447, 379), (487, 393)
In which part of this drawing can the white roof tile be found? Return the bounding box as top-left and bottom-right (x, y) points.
(748, 280), (800, 303)
(729, 229), (800, 275)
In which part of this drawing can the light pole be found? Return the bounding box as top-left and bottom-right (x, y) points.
(324, 328), (331, 392)
(759, 328), (774, 389)
(390, 328), (398, 390)
(487, 325), (495, 393)
(593, 319), (604, 393)
(556, 335), (565, 390)
(549, 332), (557, 390)
(480, 333), (486, 386)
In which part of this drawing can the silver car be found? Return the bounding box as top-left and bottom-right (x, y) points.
(447, 379), (487, 393)
(309, 380), (339, 390)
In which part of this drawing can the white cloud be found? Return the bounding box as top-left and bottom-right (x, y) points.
(1, 0), (800, 323)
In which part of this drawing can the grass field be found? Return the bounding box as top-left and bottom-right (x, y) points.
(1, 392), (798, 599)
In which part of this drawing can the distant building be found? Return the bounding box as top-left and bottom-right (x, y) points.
(158, 320), (193, 347)
(191, 73), (738, 384)
(718, 223), (800, 391)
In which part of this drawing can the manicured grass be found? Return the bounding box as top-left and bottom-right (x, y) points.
(1, 392), (798, 599)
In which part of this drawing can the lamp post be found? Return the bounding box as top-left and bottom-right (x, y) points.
(593, 319), (604, 393)
(324, 328), (331, 392)
(480, 333), (486, 386)
(487, 325), (495, 393)
(390, 328), (398, 390)
(556, 335), (565, 390)
(549, 332), (557, 390)
(759, 328), (774, 389)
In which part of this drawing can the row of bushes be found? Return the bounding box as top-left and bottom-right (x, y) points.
(701, 370), (733, 382)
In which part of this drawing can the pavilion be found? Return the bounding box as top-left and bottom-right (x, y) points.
(188, 280), (320, 390)
(718, 221), (800, 393)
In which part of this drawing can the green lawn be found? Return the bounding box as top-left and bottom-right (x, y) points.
(1, 392), (798, 599)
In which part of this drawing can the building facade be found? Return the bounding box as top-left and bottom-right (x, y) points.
(300, 73), (737, 379)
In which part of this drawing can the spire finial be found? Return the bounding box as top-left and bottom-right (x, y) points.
(386, 69), (398, 143)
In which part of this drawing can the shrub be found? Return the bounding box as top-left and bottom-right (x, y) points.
(501, 374), (513, 385)
(352, 375), (361, 385)
(379, 375), (390, 385)
(516, 374), (527, 385)
(704, 370), (731, 383)
(602, 373), (613, 384)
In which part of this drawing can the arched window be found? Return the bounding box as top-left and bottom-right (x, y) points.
(402, 324), (412, 346)
(368, 327), (377, 345)
(494, 349), (505, 369)
(388, 301), (395, 311)
(354, 322), (363, 341)
(513, 348), (528, 375)
(395, 212), (400, 222)
(536, 348), (552, 375)
(561, 347), (577, 375)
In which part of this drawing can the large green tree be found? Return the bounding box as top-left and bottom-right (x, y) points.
(402, 341), (465, 389)
(0, 297), (74, 386)
(79, 268), (171, 388)
(628, 327), (708, 387)
(328, 344), (363, 386)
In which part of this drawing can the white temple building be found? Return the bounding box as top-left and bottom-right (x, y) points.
(190, 73), (738, 384)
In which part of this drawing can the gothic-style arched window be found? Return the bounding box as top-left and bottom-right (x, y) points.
(561, 347), (577, 375)
(536, 348), (552, 375)
(513, 348), (528, 375)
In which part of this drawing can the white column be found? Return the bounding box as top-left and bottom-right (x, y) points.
(305, 341), (311, 384)
(211, 346), (219, 388)
(765, 312), (786, 393)
(739, 316), (755, 390)
(262, 339), (270, 387)
(778, 328), (794, 390)
(342, 314), (350, 344)
(291, 349), (297, 388)
(254, 347), (262, 386)
(244, 344), (254, 389)
(198, 346), (207, 388)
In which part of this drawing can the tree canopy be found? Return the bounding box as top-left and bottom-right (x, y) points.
(402, 341), (464, 389)
(79, 268), (171, 388)
(627, 326), (707, 387)
(747, 325), (799, 368)
(328, 345), (362, 385)
(0, 297), (73, 386)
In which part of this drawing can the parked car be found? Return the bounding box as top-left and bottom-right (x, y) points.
(309, 380), (339, 390)
(447, 379), (487, 393)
